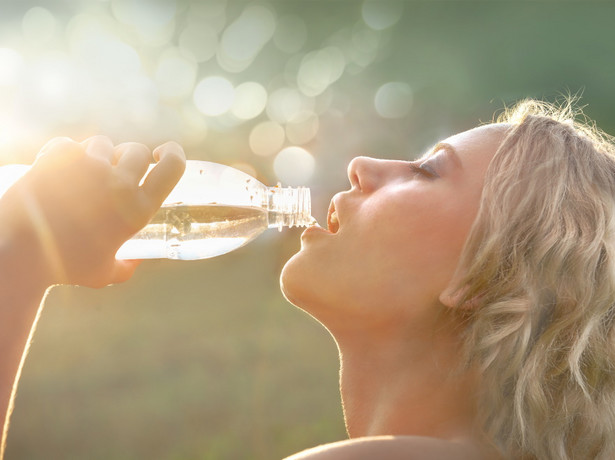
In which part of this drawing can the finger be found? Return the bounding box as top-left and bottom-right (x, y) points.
(108, 259), (141, 285)
(36, 137), (79, 159)
(81, 135), (115, 163)
(37, 137), (75, 158)
(35, 137), (82, 165)
(141, 141), (186, 208)
(114, 142), (152, 185)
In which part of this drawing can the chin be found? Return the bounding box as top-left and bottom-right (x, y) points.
(279, 251), (307, 307)
(279, 249), (326, 312)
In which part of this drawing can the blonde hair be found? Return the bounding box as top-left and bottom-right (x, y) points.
(454, 100), (615, 459)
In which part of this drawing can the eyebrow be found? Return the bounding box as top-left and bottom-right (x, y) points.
(423, 142), (462, 169)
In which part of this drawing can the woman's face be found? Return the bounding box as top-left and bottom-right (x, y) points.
(280, 124), (507, 330)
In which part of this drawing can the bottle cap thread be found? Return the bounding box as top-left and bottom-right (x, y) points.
(267, 186), (313, 230)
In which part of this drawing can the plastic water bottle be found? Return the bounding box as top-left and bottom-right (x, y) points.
(0, 160), (315, 260)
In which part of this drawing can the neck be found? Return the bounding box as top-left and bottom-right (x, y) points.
(333, 311), (478, 440)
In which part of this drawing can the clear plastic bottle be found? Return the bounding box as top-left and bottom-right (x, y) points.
(0, 160), (315, 260)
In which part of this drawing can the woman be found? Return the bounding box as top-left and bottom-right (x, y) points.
(2, 99), (615, 459)
(281, 100), (615, 459)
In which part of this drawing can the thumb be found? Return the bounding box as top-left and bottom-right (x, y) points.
(108, 259), (142, 285)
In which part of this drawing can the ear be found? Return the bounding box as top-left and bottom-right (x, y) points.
(439, 282), (481, 311)
(440, 287), (465, 309)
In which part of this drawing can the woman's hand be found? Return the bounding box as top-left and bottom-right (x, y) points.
(0, 135), (186, 289)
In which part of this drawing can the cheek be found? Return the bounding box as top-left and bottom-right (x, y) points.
(280, 189), (480, 313)
(422, 203), (481, 290)
(363, 199), (475, 293)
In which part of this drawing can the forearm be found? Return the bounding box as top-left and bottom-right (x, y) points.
(0, 238), (52, 458)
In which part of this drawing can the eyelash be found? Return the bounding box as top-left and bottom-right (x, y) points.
(409, 162), (439, 178)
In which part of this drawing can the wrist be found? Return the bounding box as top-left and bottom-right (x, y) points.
(0, 236), (53, 297)
(0, 196), (56, 293)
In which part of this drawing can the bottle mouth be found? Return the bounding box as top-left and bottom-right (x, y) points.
(267, 185), (314, 230)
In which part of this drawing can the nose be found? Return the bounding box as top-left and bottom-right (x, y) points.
(347, 156), (389, 193)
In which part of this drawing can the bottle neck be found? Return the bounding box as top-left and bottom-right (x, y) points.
(266, 186), (313, 230)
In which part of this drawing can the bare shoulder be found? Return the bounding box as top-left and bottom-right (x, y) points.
(284, 435), (498, 460)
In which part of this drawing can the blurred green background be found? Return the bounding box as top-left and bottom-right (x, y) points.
(1, 0), (614, 458)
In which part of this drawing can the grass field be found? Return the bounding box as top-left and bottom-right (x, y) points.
(6, 232), (346, 459)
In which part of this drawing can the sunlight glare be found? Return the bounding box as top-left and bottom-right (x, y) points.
(0, 48), (24, 86)
(68, 14), (141, 82)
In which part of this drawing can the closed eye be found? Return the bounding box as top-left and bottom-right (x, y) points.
(409, 161), (439, 179)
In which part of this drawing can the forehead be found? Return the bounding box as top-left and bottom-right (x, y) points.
(444, 123), (509, 169)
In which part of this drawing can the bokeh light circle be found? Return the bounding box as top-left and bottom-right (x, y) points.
(249, 121), (285, 157)
(193, 76), (235, 116)
(218, 4), (276, 73)
(285, 112), (319, 145)
(374, 81), (413, 118)
(274, 146), (315, 185)
(267, 87), (313, 124)
(22, 7), (57, 43)
(350, 24), (381, 68)
(155, 50), (197, 100)
(111, 0), (177, 46)
(231, 82), (267, 120)
(361, 0), (404, 30)
(297, 46), (346, 97)
(111, 0), (177, 29)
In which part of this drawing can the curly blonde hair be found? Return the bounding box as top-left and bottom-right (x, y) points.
(453, 100), (615, 459)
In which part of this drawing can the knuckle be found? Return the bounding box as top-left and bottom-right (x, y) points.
(120, 141), (149, 152)
(83, 134), (112, 144)
(36, 137), (83, 163)
(40, 136), (77, 153)
(154, 141), (186, 162)
(115, 142), (152, 163)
